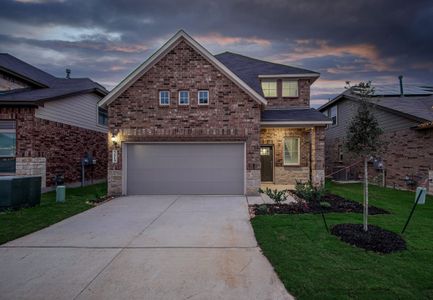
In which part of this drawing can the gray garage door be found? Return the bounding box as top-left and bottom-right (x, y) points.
(126, 143), (244, 195)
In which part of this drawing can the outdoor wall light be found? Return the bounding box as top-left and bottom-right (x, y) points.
(111, 133), (118, 147)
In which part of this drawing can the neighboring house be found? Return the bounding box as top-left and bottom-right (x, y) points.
(99, 30), (331, 196)
(0, 53), (108, 189)
(319, 86), (433, 194)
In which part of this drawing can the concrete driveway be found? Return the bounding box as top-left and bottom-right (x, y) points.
(0, 195), (292, 300)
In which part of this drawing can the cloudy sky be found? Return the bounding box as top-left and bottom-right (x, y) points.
(1, 0), (432, 107)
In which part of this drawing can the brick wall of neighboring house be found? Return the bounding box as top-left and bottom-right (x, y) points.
(325, 127), (433, 194)
(0, 106), (107, 188)
(107, 38), (262, 195)
(262, 79), (311, 108)
(260, 127), (311, 185)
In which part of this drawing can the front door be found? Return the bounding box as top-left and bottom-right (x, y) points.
(260, 145), (273, 182)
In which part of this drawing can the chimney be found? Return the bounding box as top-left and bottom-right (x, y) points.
(398, 75), (404, 96)
(66, 68), (71, 79)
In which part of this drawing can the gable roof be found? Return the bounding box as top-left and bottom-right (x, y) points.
(99, 30), (268, 108)
(319, 89), (433, 123)
(215, 52), (319, 97)
(0, 53), (107, 105)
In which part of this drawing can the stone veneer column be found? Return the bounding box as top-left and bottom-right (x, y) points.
(311, 126), (326, 186)
(15, 157), (47, 188)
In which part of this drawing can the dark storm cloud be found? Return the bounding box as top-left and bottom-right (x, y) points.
(0, 0), (432, 106)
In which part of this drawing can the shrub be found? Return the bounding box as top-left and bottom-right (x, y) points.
(256, 204), (268, 215)
(320, 201), (331, 208)
(295, 181), (325, 203)
(258, 187), (288, 204)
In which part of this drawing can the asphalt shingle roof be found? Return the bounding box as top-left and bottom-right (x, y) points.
(261, 108), (330, 123)
(0, 53), (107, 104)
(215, 52), (319, 96)
(371, 95), (433, 122)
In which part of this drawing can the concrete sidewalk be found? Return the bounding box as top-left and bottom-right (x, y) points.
(0, 195), (293, 300)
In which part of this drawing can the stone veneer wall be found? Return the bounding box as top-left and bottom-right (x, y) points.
(0, 106), (107, 187)
(261, 79), (311, 108)
(260, 127), (312, 185)
(325, 127), (433, 194)
(107, 38), (262, 195)
(16, 157), (46, 188)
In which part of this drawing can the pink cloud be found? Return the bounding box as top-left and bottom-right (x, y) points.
(272, 39), (396, 72)
(196, 33), (271, 47)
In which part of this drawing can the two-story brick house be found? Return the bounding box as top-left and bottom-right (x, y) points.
(99, 30), (331, 196)
(0, 53), (108, 189)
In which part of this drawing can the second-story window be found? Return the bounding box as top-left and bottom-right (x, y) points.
(282, 80), (298, 97)
(98, 107), (108, 126)
(179, 91), (189, 105)
(198, 90), (209, 105)
(159, 91), (170, 105)
(330, 105), (338, 126)
(261, 80), (277, 97)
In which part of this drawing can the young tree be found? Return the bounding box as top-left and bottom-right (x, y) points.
(345, 82), (383, 231)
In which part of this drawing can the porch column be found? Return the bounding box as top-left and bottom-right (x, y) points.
(311, 126), (326, 186)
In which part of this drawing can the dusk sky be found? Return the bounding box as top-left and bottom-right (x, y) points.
(1, 0), (432, 107)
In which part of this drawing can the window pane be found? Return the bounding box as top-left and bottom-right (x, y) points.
(283, 137), (299, 165)
(0, 132), (16, 157)
(179, 91), (189, 104)
(159, 91), (170, 105)
(330, 106), (337, 125)
(282, 81), (298, 97)
(261, 81), (277, 97)
(0, 158), (15, 173)
(98, 108), (108, 126)
(198, 90), (209, 104)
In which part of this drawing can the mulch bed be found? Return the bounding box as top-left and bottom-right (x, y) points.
(251, 193), (389, 216)
(331, 223), (406, 254)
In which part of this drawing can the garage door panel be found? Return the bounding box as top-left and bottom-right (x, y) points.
(126, 143), (244, 195)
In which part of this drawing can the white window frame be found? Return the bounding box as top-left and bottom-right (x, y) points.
(198, 90), (209, 105)
(282, 80), (299, 97)
(178, 90), (190, 105)
(283, 137), (300, 166)
(261, 80), (277, 97)
(159, 90), (170, 106)
(330, 105), (338, 126)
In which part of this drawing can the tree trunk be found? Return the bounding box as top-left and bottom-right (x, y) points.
(363, 156), (369, 231)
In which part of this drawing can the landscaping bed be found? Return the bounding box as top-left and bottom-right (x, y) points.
(251, 192), (389, 215)
(331, 223), (406, 254)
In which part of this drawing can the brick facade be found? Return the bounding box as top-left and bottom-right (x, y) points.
(107, 39), (261, 195)
(262, 79), (311, 108)
(0, 106), (107, 188)
(325, 127), (433, 194)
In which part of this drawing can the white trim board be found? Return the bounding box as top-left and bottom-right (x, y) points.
(99, 30), (267, 108)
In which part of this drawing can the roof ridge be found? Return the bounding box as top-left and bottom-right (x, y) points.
(215, 51), (317, 74)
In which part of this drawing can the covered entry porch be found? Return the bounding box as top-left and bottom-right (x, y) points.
(259, 121), (328, 188)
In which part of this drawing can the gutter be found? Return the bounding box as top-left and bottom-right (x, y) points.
(260, 120), (332, 126)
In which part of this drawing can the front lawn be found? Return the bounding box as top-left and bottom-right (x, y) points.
(0, 183), (107, 245)
(252, 182), (433, 299)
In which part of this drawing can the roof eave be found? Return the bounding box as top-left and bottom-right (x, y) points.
(260, 120), (332, 126)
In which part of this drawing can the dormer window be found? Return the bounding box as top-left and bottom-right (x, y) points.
(282, 80), (298, 97)
(261, 80), (277, 97)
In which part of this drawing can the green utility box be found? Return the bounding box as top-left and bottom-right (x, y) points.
(0, 176), (41, 211)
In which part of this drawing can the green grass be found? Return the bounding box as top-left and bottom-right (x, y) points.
(0, 183), (106, 245)
(252, 182), (433, 300)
